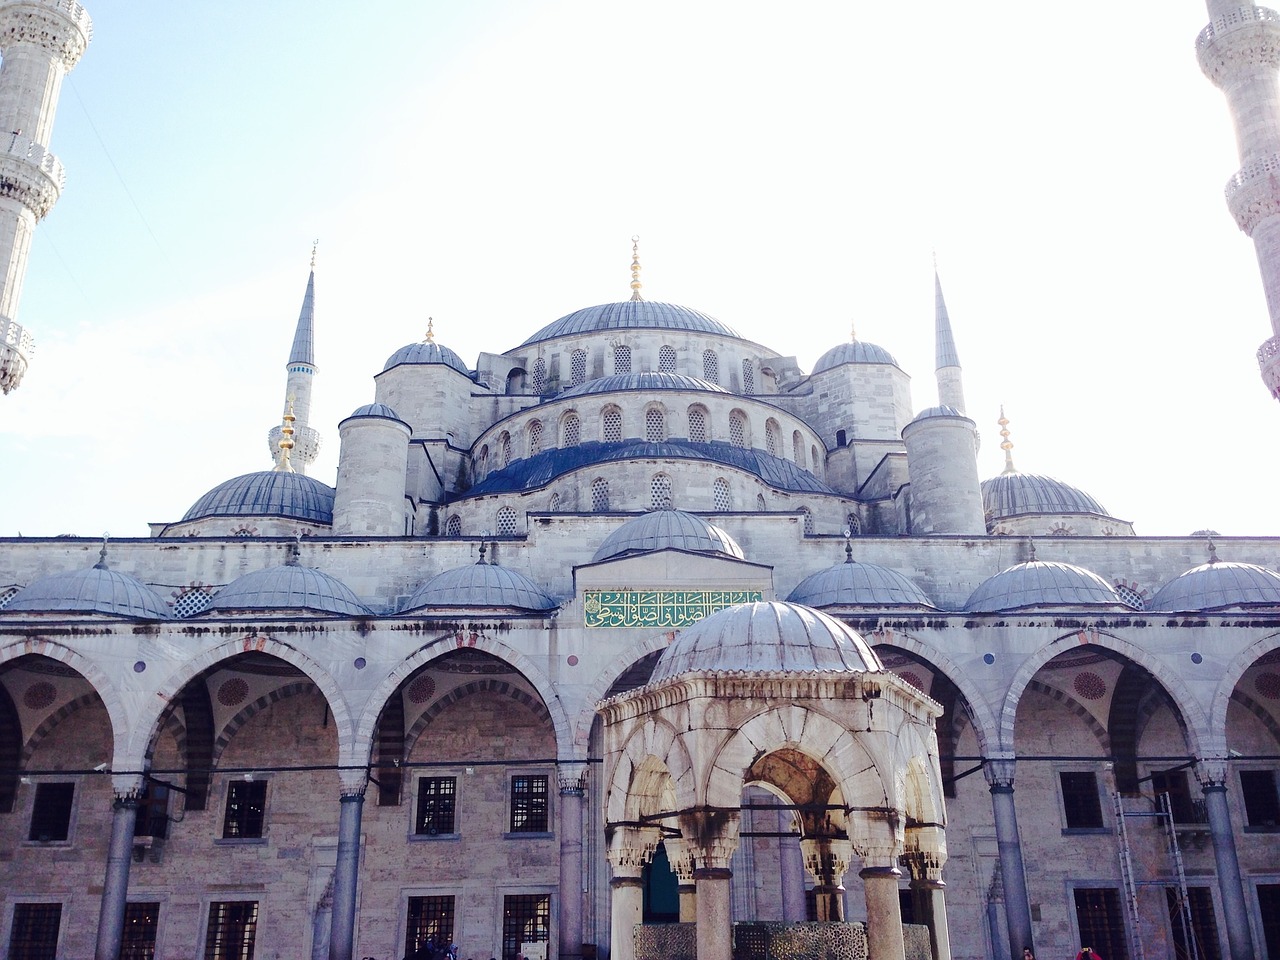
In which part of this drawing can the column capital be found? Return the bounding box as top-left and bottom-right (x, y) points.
(558, 760), (588, 796)
(662, 836), (698, 883)
(110, 772), (145, 801)
(984, 756), (1017, 791)
(901, 849), (946, 884)
(677, 809), (740, 871)
(338, 768), (369, 798)
(1195, 757), (1231, 790)
(606, 824), (660, 871)
(800, 836), (854, 885)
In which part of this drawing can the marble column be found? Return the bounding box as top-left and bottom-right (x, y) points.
(1196, 759), (1256, 960)
(860, 864), (906, 960)
(694, 867), (733, 960)
(329, 775), (367, 960)
(984, 758), (1034, 959)
(778, 810), (806, 923)
(664, 837), (698, 922)
(94, 775), (143, 960)
(558, 763), (587, 960)
(904, 852), (951, 960)
(606, 826), (657, 960)
(799, 837), (852, 921)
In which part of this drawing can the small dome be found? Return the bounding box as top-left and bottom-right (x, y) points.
(520, 300), (742, 347)
(908, 405), (970, 426)
(1148, 560), (1280, 612)
(981, 472), (1109, 520)
(382, 340), (470, 375)
(812, 340), (900, 374)
(182, 471), (335, 525)
(3, 562), (170, 620)
(592, 510), (745, 563)
(344, 402), (405, 423)
(402, 562), (556, 612)
(558, 372), (729, 399)
(650, 601), (882, 682)
(786, 560), (936, 609)
(966, 560), (1124, 612)
(206, 563), (372, 616)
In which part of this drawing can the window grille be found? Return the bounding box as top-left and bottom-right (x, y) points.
(0, 585), (18, 610)
(603, 408), (622, 443)
(1114, 583), (1144, 610)
(509, 775), (549, 832)
(570, 350), (586, 386)
(742, 359), (755, 393)
(496, 507), (518, 536)
(415, 777), (457, 835)
(445, 515), (461, 537)
(28, 783), (73, 841)
(756, 493), (767, 511)
(591, 478), (610, 512)
(702, 350), (719, 383)
(528, 420), (543, 455)
(531, 358), (546, 393)
(713, 478), (731, 512)
(1060, 772), (1104, 829)
(799, 508), (814, 535)
(1165, 886), (1221, 960)
(659, 345), (676, 372)
(688, 407), (707, 443)
(729, 411), (746, 448)
(121, 902), (160, 960)
(1259, 884), (1280, 959)
(477, 446), (489, 477)
(765, 420), (781, 457)
(562, 414), (580, 447)
(650, 474), (673, 511)
(8, 902), (61, 960)
(203, 901), (258, 960)
(502, 894), (551, 960)
(499, 433), (512, 468)
(645, 408), (665, 442)
(548, 492), (560, 511)
(846, 513), (861, 536)
(173, 587), (214, 619)
(222, 781), (267, 839)
(1072, 888), (1127, 960)
(406, 896), (456, 960)
(793, 431), (804, 465)
(614, 344), (631, 374)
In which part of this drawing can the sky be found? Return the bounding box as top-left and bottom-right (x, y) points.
(0, 0), (1274, 539)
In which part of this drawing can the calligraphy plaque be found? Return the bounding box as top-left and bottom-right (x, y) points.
(583, 589), (762, 628)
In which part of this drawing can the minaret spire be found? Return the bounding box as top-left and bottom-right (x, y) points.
(998, 406), (1018, 475)
(933, 266), (965, 412)
(267, 243), (322, 473)
(629, 236), (644, 302)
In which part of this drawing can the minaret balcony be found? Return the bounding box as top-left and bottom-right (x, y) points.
(1224, 153), (1280, 234)
(0, 133), (64, 218)
(1257, 335), (1280, 399)
(0, 315), (33, 395)
(1197, 6), (1280, 87)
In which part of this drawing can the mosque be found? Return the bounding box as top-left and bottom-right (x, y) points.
(5, 3), (1280, 960)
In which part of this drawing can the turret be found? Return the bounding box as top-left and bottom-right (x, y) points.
(267, 245), (321, 472)
(333, 403), (412, 536)
(0, 0), (92, 394)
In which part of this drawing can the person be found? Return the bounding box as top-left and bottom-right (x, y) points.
(1022, 949), (1035, 960)
(1076, 947), (1101, 960)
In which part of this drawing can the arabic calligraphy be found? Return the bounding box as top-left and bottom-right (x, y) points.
(583, 589), (762, 628)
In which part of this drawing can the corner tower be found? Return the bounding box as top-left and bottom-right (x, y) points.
(0, 0), (91, 395)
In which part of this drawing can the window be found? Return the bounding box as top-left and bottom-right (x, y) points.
(496, 507), (518, 536)
(531, 358), (546, 394)
(1150, 769), (1203, 824)
(688, 407), (708, 443)
(406, 896), (455, 959)
(765, 419), (781, 457)
(502, 894), (550, 960)
(1259, 884), (1280, 960)
(28, 783), (73, 842)
(173, 586), (214, 618)
(756, 493), (766, 511)
(510, 774), (549, 833)
(659, 345), (676, 372)
(602, 407), (622, 443)
(799, 507), (814, 536)
(591, 478), (610, 512)
(8, 903), (61, 960)
(121, 902), (160, 960)
(135, 782), (170, 839)
(548, 492), (560, 511)
(445, 515), (461, 537)
(1240, 769), (1280, 827)
(570, 350), (586, 386)
(702, 349), (719, 384)
(650, 474), (673, 511)
(729, 410), (746, 448)
(713, 478), (731, 512)
(613, 344), (632, 374)
(792, 431), (805, 466)
(415, 777), (457, 836)
(222, 781), (267, 839)
(846, 513), (861, 536)
(477, 445), (489, 478)
(1060, 772), (1105, 830)
(1166, 886), (1221, 960)
(741, 359), (755, 393)
(645, 407), (665, 442)
(1072, 887), (1128, 960)
(527, 420), (543, 456)
(499, 433), (512, 468)
(811, 445), (821, 475)
(203, 901), (258, 960)
(562, 413), (580, 447)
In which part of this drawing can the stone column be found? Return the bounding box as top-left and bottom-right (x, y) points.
(558, 763), (587, 960)
(606, 826), (658, 960)
(860, 862), (906, 960)
(778, 810), (806, 923)
(1196, 759), (1256, 960)
(679, 810), (739, 960)
(664, 837), (698, 922)
(329, 775), (367, 960)
(984, 758), (1034, 959)
(799, 837), (853, 921)
(903, 850), (951, 960)
(94, 775), (143, 960)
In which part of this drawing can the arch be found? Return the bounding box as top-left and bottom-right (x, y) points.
(687, 404), (709, 443)
(527, 419), (544, 456)
(1021, 679), (1110, 752)
(644, 405), (666, 442)
(561, 411), (581, 447)
(604, 715), (694, 823)
(211, 680), (318, 762)
(1228, 688), (1280, 748)
(21, 692), (108, 764)
(1000, 630), (1209, 755)
(1210, 629), (1280, 736)
(404, 678), (554, 756)
(572, 635), (677, 751)
(601, 405), (622, 443)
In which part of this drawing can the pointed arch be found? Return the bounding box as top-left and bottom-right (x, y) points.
(1210, 629), (1280, 736)
(1022, 679), (1110, 752)
(21, 692), (105, 763)
(212, 680), (319, 762)
(404, 678), (553, 756)
(572, 634), (675, 751)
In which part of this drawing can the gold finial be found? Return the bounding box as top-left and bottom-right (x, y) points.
(275, 398), (296, 473)
(629, 235), (644, 302)
(850, 321), (857, 343)
(310, 239), (318, 271)
(998, 405), (1017, 475)
(424, 317), (435, 343)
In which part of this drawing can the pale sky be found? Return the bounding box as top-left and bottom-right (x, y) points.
(0, 1), (1274, 539)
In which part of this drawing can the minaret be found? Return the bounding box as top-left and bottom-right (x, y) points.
(1197, 1), (1280, 399)
(934, 268), (965, 413)
(0, 0), (92, 395)
(267, 244), (321, 473)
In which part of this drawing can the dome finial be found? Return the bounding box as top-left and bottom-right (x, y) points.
(850, 320), (857, 343)
(424, 317), (435, 343)
(843, 526), (854, 564)
(1027, 538), (1037, 562)
(629, 236), (644, 302)
(1207, 537), (1220, 565)
(96, 532), (110, 569)
(309, 239), (318, 271)
(477, 540), (488, 565)
(998, 405), (1017, 475)
(275, 399), (297, 473)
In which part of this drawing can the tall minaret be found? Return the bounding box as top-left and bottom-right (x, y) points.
(934, 268), (966, 413)
(267, 245), (321, 473)
(0, 0), (92, 395)
(1198, 1), (1280, 399)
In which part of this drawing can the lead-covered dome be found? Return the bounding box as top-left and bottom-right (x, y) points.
(787, 559), (936, 609)
(206, 563), (372, 616)
(981, 472), (1108, 520)
(592, 510), (744, 563)
(812, 340), (900, 373)
(1148, 560), (1280, 612)
(401, 561), (556, 612)
(3, 560), (170, 620)
(966, 560), (1125, 612)
(182, 471), (335, 525)
(343, 402), (406, 423)
(520, 301), (742, 347)
(382, 340), (470, 375)
(559, 372), (729, 399)
(650, 601), (881, 682)
(909, 404), (968, 425)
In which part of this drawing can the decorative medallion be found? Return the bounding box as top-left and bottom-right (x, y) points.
(584, 589), (763, 628)
(1256, 671), (1280, 700)
(407, 674), (437, 704)
(1074, 671), (1107, 700)
(567, 655), (579, 666)
(896, 671), (925, 692)
(217, 677), (249, 707)
(22, 681), (56, 710)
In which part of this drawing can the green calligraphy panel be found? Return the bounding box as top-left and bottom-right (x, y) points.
(584, 589), (762, 628)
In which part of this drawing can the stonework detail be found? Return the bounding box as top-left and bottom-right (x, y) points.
(1197, 7), (1280, 86)
(0, 1), (92, 67)
(583, 589), (762, 628)
(1225, 153), (1280, 234)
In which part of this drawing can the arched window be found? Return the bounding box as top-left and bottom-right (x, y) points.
(836, 429), (847, 447)
(755, 493), (767, 511)
(602, 406), (622, 443)
(799, 507), (814, 535)
(570, 349), (587, 386)
(741, 359), (755, 394)
(591, 478), (610, 512)
(688, 406), (708, 443)
(846, 513), (861, 536)
(445, 515), (462, 537)
(702, 349), (719, 384)
(765, 419), (781, 457)
(811, 445), (821, 476)
(531, 357), (547, 394)
(645, 407), (665, 442)
(729, 410), (747, 448)
(498, 432), (512, 468)
(528, 420), (543, 456)
(548, 492), (560, 512)
(496, 506), (518, 535)
(793, 431), (805, 465)
(659, 345), (676, 372)
(713, 477), (731, 512)
(562, 413), (581, 447)
(477, 445), (489, 477)
(650, 473), (673, 510)
(614, 344), (632, 374)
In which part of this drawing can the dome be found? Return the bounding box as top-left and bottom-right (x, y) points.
(650, 601), (882, 682)
(343, 402), (406, 423)
(206, 563), (372, 616)
(966, 560), (1125, 612)
(812, 340), (900, 374)
(909, 405), (969, 426)
(182, 471), (335, 525)
(401, 561), (556, 612)
(558, 372), (729, 399)
(592, 510), (745, 563)
(981, 472), (1109, 520)
(381, 340), (470, 375)
(786, 559), (936, 609)
(520, 300), (742, 347)
(1148, 560), (1280, 612)
(3, 562), (170, 620)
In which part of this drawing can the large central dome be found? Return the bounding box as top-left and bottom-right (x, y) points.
(519, 300), (742, 347)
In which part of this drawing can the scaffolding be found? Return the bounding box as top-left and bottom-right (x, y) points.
(1113, 791), (1201, 960)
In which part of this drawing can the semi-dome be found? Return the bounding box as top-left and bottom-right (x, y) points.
(206, 563), (372, 616)
(592, 510), (744, 563)
(966, 560), (1125, 612)
(182, 471), (336, 525)
(786, 558), (936, 609)
(401, 560), (556, 612)
(3, 561), (170, 620)
(981, 472), (1109, 520)
(650, 600), (882, 682)
(812, 340), (900, 374)
(520, 300), (742, 347)
(382, 340), (470, 375)
(343, 402), (406, 422)
(558, 372), (729, 399)
(1148, 560), (1280, 612)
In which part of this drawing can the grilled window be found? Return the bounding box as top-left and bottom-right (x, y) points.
(603, 408), (622, 443)
(562, 414), (580, 447)
(613, 344), (631, 374)
(650, 474), (673, 511)
(510, 775), (549, 833)
(591, 478), (610, 512)
(496, 507), (518, 536)
(135, 782), (169, 839)
(645, 408), (665, 442)
(570, 350), (586, 386)
(121, 902), (160, 960)
(28, 783), (73, 842)
(222, 781), (267, 839)
(741, 359), (755, 393)
(792, 431), (804, 465)
(445, 515), (462, 537)
(765, 420), (781, 457)
(688, 407), (708, 443)
(203, 901), (258, 960)
(659, 345), (676, 372)
(1072, 887), (1127, 960)
(713, 478), (731, 512)
(1240, 769), (1280, 827)
(7, 902), (61, 960)
(1060, 772), (1104, 829)
(415, 777), (457, 836)
(503, 895), (551, 960)
(528, 420), (543, 455)
(702, 350), (719, 384)
(406, 896), (456, 960)
(531, 358), (546, 394)
(729, 411), (746, 448)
